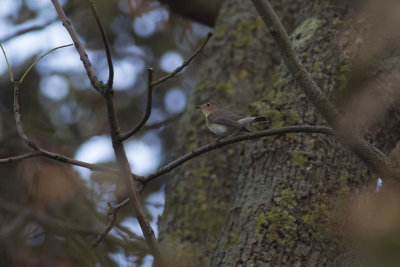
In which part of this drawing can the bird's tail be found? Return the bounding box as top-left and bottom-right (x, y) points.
(238, 116), (269, 125)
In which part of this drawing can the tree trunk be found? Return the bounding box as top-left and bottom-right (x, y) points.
(158, 0), (400, 266)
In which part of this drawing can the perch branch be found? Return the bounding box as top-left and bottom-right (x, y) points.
(250, 0), (399, 179)
(139, 125), (335, 184)
(107, 125), (336, 217)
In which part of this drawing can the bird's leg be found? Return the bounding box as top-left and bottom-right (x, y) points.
(215, 136), (222, 144)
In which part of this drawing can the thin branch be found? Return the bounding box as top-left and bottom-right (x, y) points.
(151, 32), (213, 87)
(13, 82), (39, 150)
(0, 43), (14, 82)
(51, 0), (101, 90)
(88, 0), (114, 89)
(19, 44), (73, 84)
(0, 152), (40, 164)
(119, 68), (154, 142)
(0, 147), (122, 174)
(38, 148), (120, 173)
(92, 202), (118, 247)
(250, 0), (399, 180)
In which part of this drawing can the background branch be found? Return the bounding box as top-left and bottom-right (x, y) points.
(92, 202), (118, 247)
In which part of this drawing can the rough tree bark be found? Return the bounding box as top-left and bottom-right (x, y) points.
(158, 0), (400, 266)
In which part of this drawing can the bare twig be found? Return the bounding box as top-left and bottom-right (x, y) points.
(250, 0), (399, 180)
(92, 202), (118, 247)
(88, 0), (114, 89)
(119, 68), (154, 142)
(51, 0), (101, 90)
(20, 44), (73, 84)
(0, 152), (40, 164)
(13, 81), (39, 151)
(0, 148), (122, 174)
(151, 32), (213, 87)
(0, 43), (14, 82)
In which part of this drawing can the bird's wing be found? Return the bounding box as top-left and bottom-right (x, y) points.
(207, 109), (241, 127)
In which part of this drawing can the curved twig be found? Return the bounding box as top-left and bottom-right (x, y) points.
(119, 68), (153, 142)
(92, 202), (118, 247)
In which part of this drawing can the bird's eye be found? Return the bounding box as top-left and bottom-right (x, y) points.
(206, 103), (211, 107)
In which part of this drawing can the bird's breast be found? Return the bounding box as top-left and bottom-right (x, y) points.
(207, 122), (233, 136)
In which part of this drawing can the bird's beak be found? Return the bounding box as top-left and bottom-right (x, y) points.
(195, 105), (201, 109)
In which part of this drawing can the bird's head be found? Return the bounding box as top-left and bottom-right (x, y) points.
(196, 102), (219, 116)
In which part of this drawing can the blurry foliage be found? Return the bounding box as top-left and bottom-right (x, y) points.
(0, 0), (209, 265)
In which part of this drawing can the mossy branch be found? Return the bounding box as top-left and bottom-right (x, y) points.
(250, 0), (400, 180)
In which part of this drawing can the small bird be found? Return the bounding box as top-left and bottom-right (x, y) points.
(196, 102), (269, 138)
